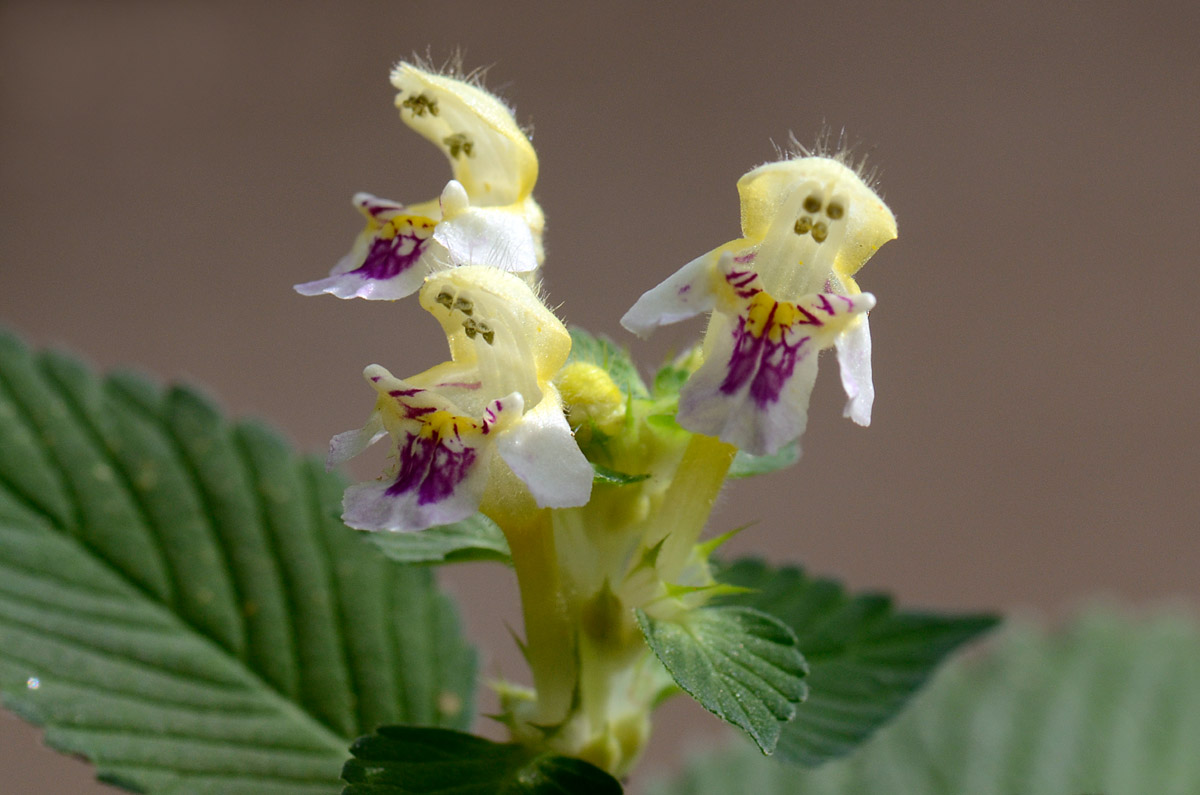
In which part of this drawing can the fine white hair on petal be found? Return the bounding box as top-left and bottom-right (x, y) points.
(776, 128), (882, 191)
(434, 206), (539, 273)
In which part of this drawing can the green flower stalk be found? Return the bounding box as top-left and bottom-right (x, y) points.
(298, 60), (895, 778)
(501, 367), (742, 774)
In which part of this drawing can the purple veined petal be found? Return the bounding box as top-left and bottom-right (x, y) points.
(620, 247), (736, 338)
(717, 251), (767, 303)
(836, 313), (874, 426)
(352, 192), (407, 223)
(495, 389), (592, 509)
(339, 389), (524, 533)
(327, 411), (386, 471)
(677, 290), (875, 455)
(294, 212), (440, 301)
(678, 311), (820, 456)
(433, 205), (539, 272)
(341, 422), (491, 532)
(479, 391), (524, 435)
(367, 366), (462, 424)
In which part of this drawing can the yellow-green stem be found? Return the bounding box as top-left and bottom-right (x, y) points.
(655, 433), (737, 581)
(502, 509), (577, 724)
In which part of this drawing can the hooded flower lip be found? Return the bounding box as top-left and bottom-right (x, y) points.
(389, 62), (537, 208)
(295, 62), (545, 302)
(621, 155), (895, 454)
(330, 266), (592, 532)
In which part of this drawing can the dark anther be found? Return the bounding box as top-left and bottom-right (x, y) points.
(443, 132), (475, 159)
(794, 217), (813, 235)
(436, 291), (454, 308)
(462, 317), (478, 338)
(401, 93), (438, 117)
(826, 202), (845, 220)
(453, 297), (474, 315)
(803, 195), (822, 213)
(812, 221), (828, 243)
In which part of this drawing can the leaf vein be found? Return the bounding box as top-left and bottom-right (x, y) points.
(0, 613), (248, 690)
(301, 460), (361, 733)
(106, 384), (252, 661)
(38, 355), (181, 606)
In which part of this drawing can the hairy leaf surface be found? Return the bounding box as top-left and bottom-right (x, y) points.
(638, 606), (808, 754)
(0, 331), (476, 793)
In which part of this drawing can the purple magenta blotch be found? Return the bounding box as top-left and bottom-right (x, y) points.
(719, 303), (818, 408)
(386, 432), (436, 498)
(422, 440), (477, 504)
(385, 430), (478, 506)
(750, 330), (810, 406)
(352, 227), (430, 281)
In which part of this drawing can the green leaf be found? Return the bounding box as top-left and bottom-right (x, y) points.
(648, 610), (1200, 795)
(341, 725), (623, 794)
(652, 362), (689, 398)
(637, 606), (808, 755)
(364, 513), (512, 566)
(591, 462), (651, 485)
(712, 558), (999, 767)
(0, 330), (477, 793)
(728, 442), (801, 478)
(568, 326), (649, 399)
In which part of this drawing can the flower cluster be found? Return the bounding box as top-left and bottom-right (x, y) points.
(298, 63), (588, 530)
(300, 61), (896, 776)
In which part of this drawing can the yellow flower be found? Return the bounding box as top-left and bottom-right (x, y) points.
(296, 63), (545, 301)
(329, 266), (591, 531)
(622, 155), (896, 454)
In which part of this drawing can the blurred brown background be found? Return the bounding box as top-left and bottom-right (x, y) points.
(1, 1), (1197, 792)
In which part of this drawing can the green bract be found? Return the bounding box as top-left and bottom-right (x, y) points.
(637, 606), (809, 755)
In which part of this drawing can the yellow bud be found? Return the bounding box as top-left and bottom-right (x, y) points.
(556, 362), (626, 439)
